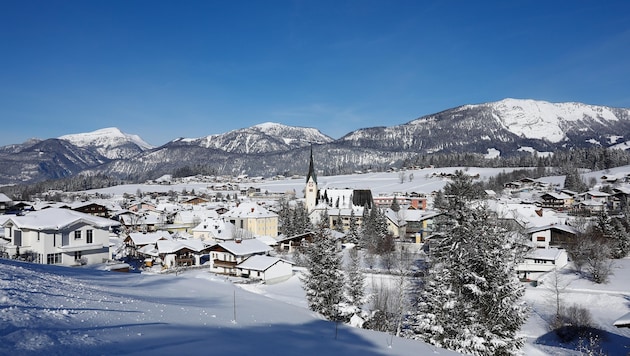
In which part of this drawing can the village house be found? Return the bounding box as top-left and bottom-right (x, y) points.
(181, 196), (210, 205)
(167, 208), (220, 233)
(383, 207), (440, 242)
(123, 231), (172, 258)
(325, 207), (365, 233)
(71, 202), (112, 218)
(1, 208), (119, 266)
(156, 238), (208, 268)
(191, 217), (246, 241)
(118, 210), (164, 232)
(373, 193), (427, 210)
(538, 192), (573, 211)
(208, 238), (272, 275)
(234, 255), (294, 283)
(516, 248), (568, 282)
(221, 202), (278, 237)
(525, 224), (579, 249)
(0, 193), (13, 214)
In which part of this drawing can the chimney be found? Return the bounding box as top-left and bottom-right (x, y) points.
(235, 237), (242, 244)
(535, 209), (543, 217)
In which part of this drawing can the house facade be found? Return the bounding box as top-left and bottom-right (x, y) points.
(208, 239), (272, 275)
(2, 208), (119, 266)
(516, 248), (568, 281)
(222, 202), (278, 237)
(234, 255), (293, 283)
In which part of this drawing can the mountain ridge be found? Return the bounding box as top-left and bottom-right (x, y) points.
(2, 98), (630, 185)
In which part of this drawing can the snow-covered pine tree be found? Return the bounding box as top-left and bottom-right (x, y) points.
(293, 201), (312, 235)
(346, 208), (360, 245)
(335, 210), (344, 232)
(345, 247), (365, 311)
(405, 170), (528, 355)
(301, 217), (346, 320)
(593, 209), (630, 259)
(611, 218), (630, 258)
(277, 198), (292, 236)
(390, 196), (400, 212)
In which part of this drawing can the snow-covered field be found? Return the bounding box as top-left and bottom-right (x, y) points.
(88, 166), (533, 198)
(1, 257), (629, 355)
(0, 259), (461, 355)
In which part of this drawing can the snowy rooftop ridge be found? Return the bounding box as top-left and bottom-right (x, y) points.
(4, 207), (120, 230)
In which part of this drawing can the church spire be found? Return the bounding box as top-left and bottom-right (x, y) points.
(305, 145), (318, 212)
(306, 145), (317, 184)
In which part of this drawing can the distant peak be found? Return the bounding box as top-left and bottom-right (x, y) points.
(254, 122), (284, 129)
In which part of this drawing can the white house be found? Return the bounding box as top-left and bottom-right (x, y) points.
(156, 239), (207, 268)
(191, 217), (244, 241)
(221, 202), (278, 237)
(525, 224), (578, 249)
(235, 255), (294, 283)
(516, 248), (568, 281)
(208, 239), (272, 275)
(2, 208), (119, 266)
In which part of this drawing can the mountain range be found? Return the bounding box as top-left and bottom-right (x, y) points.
(2, 98), (630, 185)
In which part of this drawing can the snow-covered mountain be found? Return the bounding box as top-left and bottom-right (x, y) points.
(0, 138), (108, 184)
(176, 122), (333, 154)
(59, 127), (153, 159)
(2, 99), (630, 185)
(339, 98), (630, 156)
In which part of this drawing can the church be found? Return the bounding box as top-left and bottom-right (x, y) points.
(304, 147), (374, 232)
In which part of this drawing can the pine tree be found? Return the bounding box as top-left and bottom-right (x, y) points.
(345, 248), (365, 310)
(391, 196), (400, 212)
(346, 208), (360, 245)
(405, 173), (528, 355)
(301, 218), (346, 320)
(335, 210), (344, 232)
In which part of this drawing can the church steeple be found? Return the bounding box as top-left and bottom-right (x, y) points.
(306, 145), (317, 184)
(305, 145), (318, 212)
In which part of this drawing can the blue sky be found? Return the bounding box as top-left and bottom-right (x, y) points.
(1, 1), (629, 147)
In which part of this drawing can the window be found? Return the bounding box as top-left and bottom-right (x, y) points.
(86, 230), (93, 244)
(536, 236), (546, 242)
(46, 253), (61, 265)
(74, 251), (82, 261)
(74, 231), (82, 240)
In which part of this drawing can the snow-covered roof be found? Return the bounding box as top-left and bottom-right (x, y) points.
(3, 208), (120, 231)
(174, 209), (219, 224)
(215, 239), (272, 256)
(127, 231), (172, 245)
(157, 239), (206, 254)
(613, 186), (630, 195)
(256, 235), (278, 246)
(490, 201), (567, 228)
(524, 248), (566, 261)
(613, 312), (630, 328)
(137, 244), (159, 257)
(0, 193), (12, 203)
(540, 192), (572, 200)
(576, 199), (604, 207)
(222, 202), (278, 219)
(236, 255), (293, 272)
(525, 224), (578, 235)
(586, 190), (611, 197)
(191, 218), (235, 240)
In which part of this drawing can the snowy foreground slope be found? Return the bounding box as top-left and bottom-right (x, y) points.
(0, 260), (458, 356)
